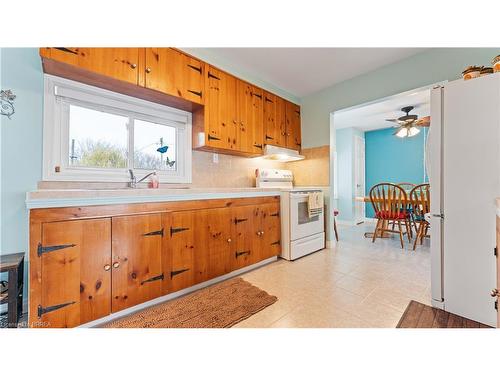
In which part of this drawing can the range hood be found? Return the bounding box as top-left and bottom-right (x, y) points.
(260, 145), (305, 162)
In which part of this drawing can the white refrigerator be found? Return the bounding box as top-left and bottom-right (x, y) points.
(428, 73), (500, 327)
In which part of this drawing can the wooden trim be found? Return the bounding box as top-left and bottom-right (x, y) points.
(29, 196), (280, 224)
(41, 57), (202, 114)
(28, 220), (42, 328)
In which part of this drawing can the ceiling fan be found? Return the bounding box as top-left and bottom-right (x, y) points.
(386, 106), (430, 138)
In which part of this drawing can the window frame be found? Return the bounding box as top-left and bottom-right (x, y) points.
(43, 74), (192, 183)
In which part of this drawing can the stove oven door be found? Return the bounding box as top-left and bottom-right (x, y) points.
(289, 192), (324, 241)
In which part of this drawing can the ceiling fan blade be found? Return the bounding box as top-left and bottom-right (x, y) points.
(385, 119), (400, 123)
(415, 116), (430, 127)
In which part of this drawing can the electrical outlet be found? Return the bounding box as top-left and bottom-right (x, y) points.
(213, 153), (219, 164)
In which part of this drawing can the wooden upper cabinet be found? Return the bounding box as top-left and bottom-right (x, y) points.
(204, 66), (238, 150)
(38, 219), (111, 328)
(263, 91), (286, 147)
(111, 214), (163, 313)
(237, 81), (264, 155)
(285, 101), (302, 151)
(145, 48), (205, 104)
(42, 48), (142, 85)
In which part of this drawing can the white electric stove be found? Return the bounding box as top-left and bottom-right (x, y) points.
(256, 169), (325, 260)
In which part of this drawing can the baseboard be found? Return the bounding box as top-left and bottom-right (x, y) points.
(79, 256), (278, 328)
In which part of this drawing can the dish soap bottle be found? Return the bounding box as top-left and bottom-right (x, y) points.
(148, 172), (159, 189)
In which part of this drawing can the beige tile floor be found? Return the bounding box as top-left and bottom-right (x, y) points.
(235, 222), (431, 328)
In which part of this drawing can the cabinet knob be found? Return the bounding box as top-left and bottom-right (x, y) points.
(491, 288), (499, 297)
(104, 264), (111, 271)
(227, 238), (232, 243)
(260, 231), (265, 235)
(113, 262), (120, 269)
(130, 63), (137, 69)
(145, 67), (152, 73)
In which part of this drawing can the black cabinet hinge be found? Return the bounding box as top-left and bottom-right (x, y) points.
(170, 227), (190, 237)
(188, 90), (202, 98)
(208, 72), (221, 80)
(234, 218), (248, 224)
(143, 228), (164, 237)
(253, 144), (263, 149)
(187, 64), (202, 74)
(271, 240), (281, 246)
(235, 250), (250, 258)
(265, 135), (274, 140)
(141, 273), (164, 285)
(171, 268), (189, 278)
(495, 247), (497, 257)
(37, 301), (76, 318)
(265, 97), (273, 103)
(252, 92), (262, 99)
(208, 134), (221, 141)
(270, 212), (279, 217)
(37, 243), (76, 257)
(54, 47), (78, 55)
(495, 301), (498, 311)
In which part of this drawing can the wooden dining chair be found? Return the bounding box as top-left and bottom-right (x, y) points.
(369, 183), (411, 249)
(409, 183), (430, 251)
(397, 182), (416, 192)
(397, 182), (417, 236)
(333, 209), (339, 241)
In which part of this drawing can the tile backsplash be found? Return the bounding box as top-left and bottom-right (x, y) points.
(38, 147), (329, 189)
(287, 145), (330, 186)
(191, 151), (284, 187)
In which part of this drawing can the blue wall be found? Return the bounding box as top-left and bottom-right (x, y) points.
(0, 49), (43, 300)
(365, 127), (427, 217)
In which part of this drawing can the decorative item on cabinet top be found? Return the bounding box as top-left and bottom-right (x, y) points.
(39, 47), (302, 158)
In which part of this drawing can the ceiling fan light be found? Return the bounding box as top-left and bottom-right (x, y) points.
(408, 127), (421, 137)
(395, 127), (408, 138)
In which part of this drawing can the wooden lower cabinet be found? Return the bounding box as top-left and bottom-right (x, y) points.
(38, 218), (111, 328)
(29, 197), (280, 327)
(111, 214), (163, 312)
(260, 203), (282, 260)
(165, 211), (198, 293)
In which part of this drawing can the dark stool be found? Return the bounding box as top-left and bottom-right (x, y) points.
(0, 253), (25, 328)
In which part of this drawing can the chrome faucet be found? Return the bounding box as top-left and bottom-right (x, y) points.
(128, 169), (157, 188)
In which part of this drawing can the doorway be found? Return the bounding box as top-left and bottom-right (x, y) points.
(353, 135), (365, 224)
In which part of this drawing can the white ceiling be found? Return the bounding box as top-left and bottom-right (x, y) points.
(203, 48), (426, 97)
(334, 88), (430, 132)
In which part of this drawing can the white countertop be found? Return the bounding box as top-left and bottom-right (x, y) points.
(26, 186), (330, 209)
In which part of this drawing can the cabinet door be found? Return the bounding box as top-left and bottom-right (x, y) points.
(38, 219), (111, 328)
(260, 203), (282, 260)
(237, 81), (264, 154)
(44, 48), (142, 85)
(231, 205), (260, 270)
(205, 66), (238, 150)
(206, 208), (233, 279)
(166, 211), (197, 293)
(111, 214), (163, 312)
(145, 48), (205, 104)
(285, 101), (302, 151)
(263, 92), (287, 147)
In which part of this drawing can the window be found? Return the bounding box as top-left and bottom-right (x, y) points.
(43, 75), (192, 183)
